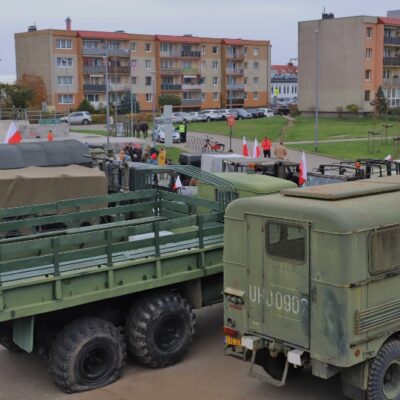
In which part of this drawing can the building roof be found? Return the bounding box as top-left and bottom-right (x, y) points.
(378, 17), (400, 26)
(271, 64), (298, 75)
(156, 34), (201, 44)
(222, 38), (244, 45)
(77, 30), (131, 40)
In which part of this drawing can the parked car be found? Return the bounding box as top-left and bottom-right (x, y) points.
(246, 108), (264, 118)
(199, 110), (223, 121)
(217, 109), (234, 120)
(189, 112), (207, 122)
(258, 107), (275, 118)
(60, 111), (92, 125)
(154, 124), (180, 143)
(273, 106), (290, 116)
(228, 108), (252, 119)
(172, 112), (193, 123)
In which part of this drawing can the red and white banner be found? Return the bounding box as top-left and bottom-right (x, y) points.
(3, 121), (22, 144)
(299, 151), (308, 186)
(252, 138), (261, 158)
(173, 175), (183, 190)
(384, 154), (393, 161)
(242, 137), (249, 157)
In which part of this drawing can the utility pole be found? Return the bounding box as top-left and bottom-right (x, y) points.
(314, 29), (320, 152)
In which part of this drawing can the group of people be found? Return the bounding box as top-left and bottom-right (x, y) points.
(261, 136), (287, 160)
(119, 143), (168, 166)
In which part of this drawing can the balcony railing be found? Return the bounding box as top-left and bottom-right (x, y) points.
(160, 68), (183, 75)
(182, 67), (200, 75)
(271, 77), (297, 83)
(226, 52), (244, 60)
(182, 99), (202, 106)
(227, 97), (244, 105)
(109, 84), (130, 92)
(160, 51), (181, 58)
(82, 48), (130, 57)
(161, 84), (182, 91)
(83, 84), (106, 92)
(227, 84), (245, 90)
(226, 68), (244, 75)
(109, 66), (131, 74)
(383, 57), (400, 66)
(182, 84), (202, 90)
(83, 65), (106, 74)
(384, 37), (400, 45)
(383, 78), (400, 87)
(181, 51), (201, 58)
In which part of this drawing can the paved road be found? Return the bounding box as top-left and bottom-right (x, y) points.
(0, 304), (347, 400)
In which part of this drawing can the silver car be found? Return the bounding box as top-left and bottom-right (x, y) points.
(154, 124), (180, 143)
(60, 111), (92, 125)
(189, 112), (207, 122)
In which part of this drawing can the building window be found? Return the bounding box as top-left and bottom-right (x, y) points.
(145, 43), (151, 52)
(383, 69), (390, 80)
(160, 43), (170, 53)
(145, 76), (152, 86)
(56, 39), (72, 49)
(131, 76), (137, 85)
(130, 42), (136, 51)
(253, 47), (259, 56)
(201, 61), (206, 70)
(244, 77), (247, 85)
(253, 77), (259, 85)
(146, 93), (153, 102)
(212, 77), (218, 85)
(365, 90), (370, 101)
(366, 27), (373, 39)
(145, 60), (152, 69)
(56, 57), (73, 67)
(253, 92), (259, 100)
(57, 76), (73, 86)
(213, 92), (219, 101)
(212, 60), (219, 69)
(183, 92), (193, 100)
(106, 41), (120, 50)
(212, 46), (219, 54)
(201, 45), (206, 54)
(366, 48), (372, 60)
(201, 93), (206, 102)
(365, 69), (371, 80)
(244, 62), (248, 69)
(161, 60), (172, 69)
(110, 76), (121, 84)
(85, 94), (99, 102)
(369, 227), (400, 274)
(244, 92), (247, 100)
(58, 94), (73, 104)
(253, 62), (259, 70)
(244, 47), (248, 56)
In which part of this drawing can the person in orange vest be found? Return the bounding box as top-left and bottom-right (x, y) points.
(47, 129), (54, 142)
(261, 136), (272, 158)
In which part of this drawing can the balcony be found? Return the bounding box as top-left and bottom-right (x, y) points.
(83, 84), (106, 92)
(182, 67), (200, 75)
(182, 98), (202, 106)
(227, 97), (244, 106)
(109, 84), (130, 92)
(160, 68), (183, 75)
(383, 78), (400, 87)
(83, 65), (106, 74)
(226, 52), (244, 60)
(181, 50), (201, 58)
(82, 48), (130, 57)
(227, 84), (245, 91)
(109, 66), (131, 74)
(384, 37), (400, 46)
(383, 57), (400, 66)
(226, 68), (244, 75)
(160, 51), (181, 58)
(271, 76), (297, 83)
(161, 84), (182, 91)
(182, 84), (202, 90)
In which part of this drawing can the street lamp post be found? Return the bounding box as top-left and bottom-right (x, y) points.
(314, 29), (320, 152)
(151, 70), (156, 146)
(104, 52), (111, 154)
(62, 58), (70, 123)
(229, 79), (233, 152)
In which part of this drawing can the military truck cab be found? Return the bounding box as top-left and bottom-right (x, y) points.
(224, 175), (400, 400)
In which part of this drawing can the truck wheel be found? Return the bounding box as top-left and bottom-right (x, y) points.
(126, 292), (195, 368)
(50, 317), (126, 393)
(367, 339), (400, 400)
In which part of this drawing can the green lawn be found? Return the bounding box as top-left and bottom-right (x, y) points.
(289, 141), (396, 161)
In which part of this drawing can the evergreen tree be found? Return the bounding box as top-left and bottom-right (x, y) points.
(119, 92), (140, 114)
(371, 86), (388, 117)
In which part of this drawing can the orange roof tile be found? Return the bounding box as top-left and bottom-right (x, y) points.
(156, 35), (201, 44)
(77, 30), (130, 40)
(222, 38), (244, 45)
(272, 64), (298, 74)
(378, 17), (400, 26)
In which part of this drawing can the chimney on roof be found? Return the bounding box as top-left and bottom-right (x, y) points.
(65, 17), (71, 31)
(322, 12), (334, 20)
(28, 24), (37, 32)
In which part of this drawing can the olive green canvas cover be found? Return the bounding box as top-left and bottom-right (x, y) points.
(0, 165), (107, 208)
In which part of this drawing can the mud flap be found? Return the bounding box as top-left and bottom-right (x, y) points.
(13, 316), (34, 353)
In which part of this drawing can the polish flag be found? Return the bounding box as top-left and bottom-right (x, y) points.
(299, 151), (308, 186)
(4, 121), (22, 144)
(173, 175), (183, 190)
(252, 138), (261, 158)
(384, 154), (393, 161)
(242, 137), (249, 157)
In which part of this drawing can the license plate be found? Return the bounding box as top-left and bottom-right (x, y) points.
(225, 335), (241, 346)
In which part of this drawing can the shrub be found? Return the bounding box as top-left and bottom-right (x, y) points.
(345, 104), (359, 114)
(91, 114), (106, 124)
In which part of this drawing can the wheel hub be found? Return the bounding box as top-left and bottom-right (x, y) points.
(383, 361), (400, 399)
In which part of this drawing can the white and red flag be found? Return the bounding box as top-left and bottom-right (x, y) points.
(242, 137), (249, 157)
(173, 175), (183, 190)
(299, 151), (308, 186)
(4, 121), (22, 144)
(384, 154), (393, 161)
(252, 138), (261, 158)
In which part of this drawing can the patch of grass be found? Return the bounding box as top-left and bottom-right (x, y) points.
(70, 129), (107, 136)
(289, 140), (395, 160)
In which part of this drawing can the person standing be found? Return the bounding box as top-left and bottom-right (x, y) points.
(47, 129), (54, 142)
(274, 140), (287, 160)
(158, 147), (167, 166)
(261, 136), (272, 158)
(178, 122), (187, 143)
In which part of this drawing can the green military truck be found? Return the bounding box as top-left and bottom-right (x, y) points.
(223, 175), (400, 400)
(0, 168), (295, 393)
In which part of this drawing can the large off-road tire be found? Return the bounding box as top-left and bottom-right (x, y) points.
(126, 292), (195, 368)
(367, 339), (400, 400)
(49, 317), (126, 393)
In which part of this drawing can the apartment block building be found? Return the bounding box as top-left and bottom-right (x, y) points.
(270, 62), (298, 104)
(15, 20), (271, 113)
(298, 13), (400, 114)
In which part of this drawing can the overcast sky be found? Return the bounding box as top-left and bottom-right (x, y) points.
(1, 0), (399, 82)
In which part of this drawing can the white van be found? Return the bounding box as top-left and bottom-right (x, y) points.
(258, 108), (274, 118)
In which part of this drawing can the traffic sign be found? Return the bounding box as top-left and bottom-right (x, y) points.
(227, 115), (236, 127)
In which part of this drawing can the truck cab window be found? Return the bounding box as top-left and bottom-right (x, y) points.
(369, 226), (400, 274)
(266, 222), (305, 262)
